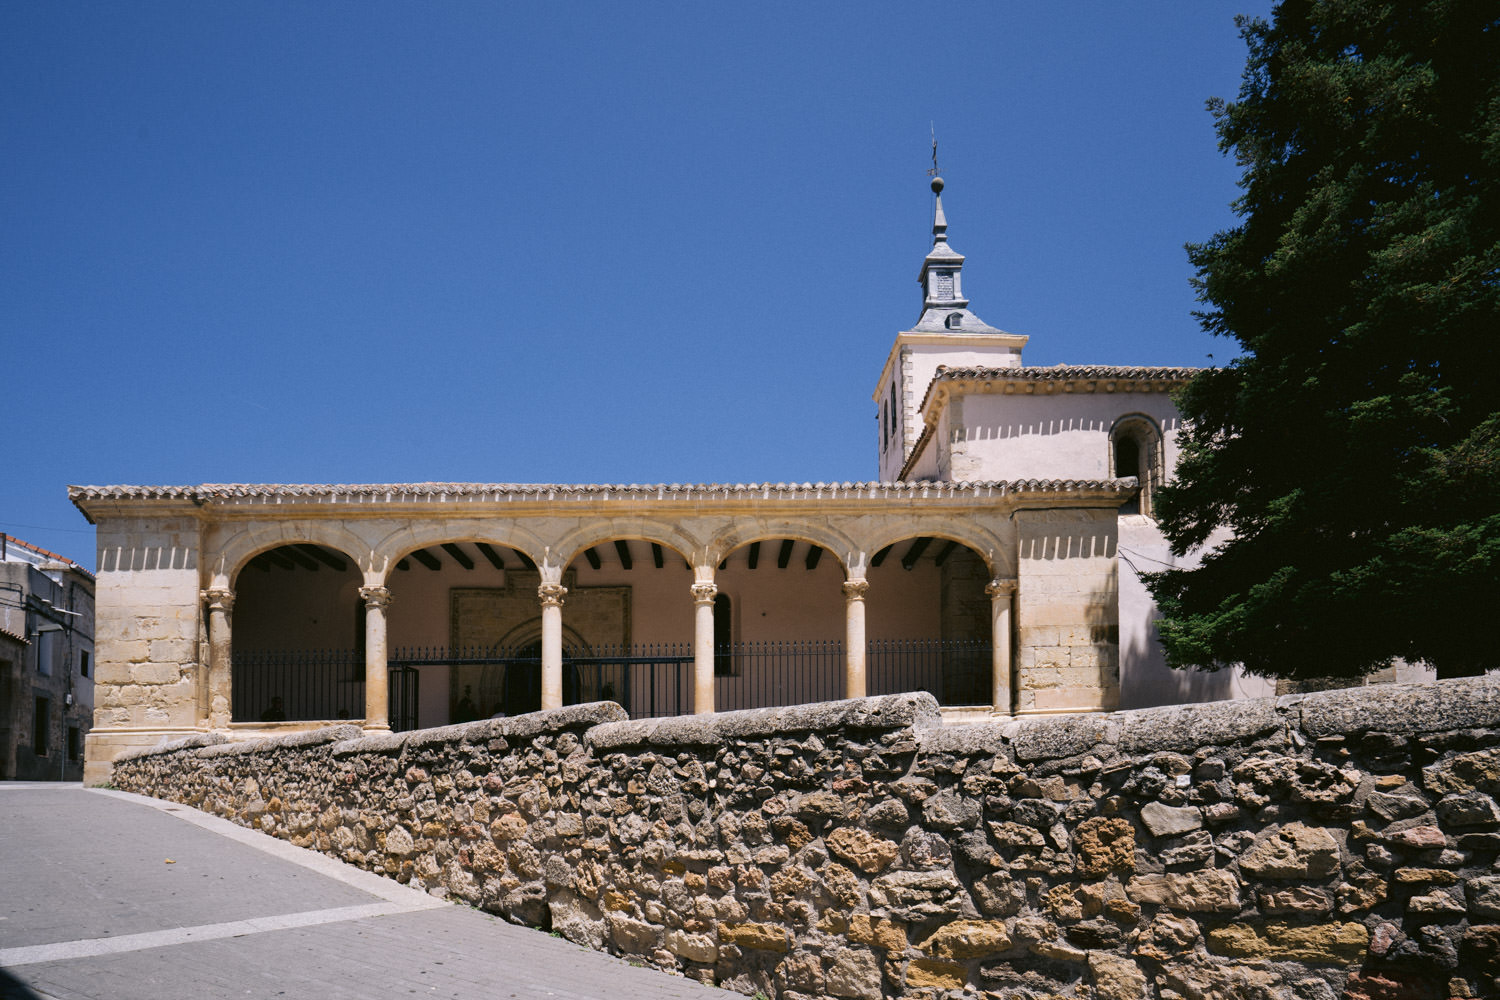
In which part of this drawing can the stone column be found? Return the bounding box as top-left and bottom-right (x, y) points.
(842, 579), (869, 700)
(691, 581), (717, 715)
(200, 588), (234, 730)
(359, 586), (393, 732)
(986, 579), (1018, 715)
(538, 583), (567, 711)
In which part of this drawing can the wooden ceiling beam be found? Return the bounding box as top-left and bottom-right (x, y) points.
(397, 558), (411, 571)
(614, 540), (633, 570)
(475, 542), (506, 571)
(933, 539), (959, 567)
(583, 547), (602, 570)
(805, 546), (823, 570)
(871, 544), (894, 568)
(747, 541), (760, 570)
(285, 546), (320, 571)
(651, 543), (664, 569)
(515, 550), (537, 570)
(777, 539), (794, 569)
(441, 543), (475, 570)
(410, 548), (442, 571)
(297, 544), (348, 572)
(901, 537), (933, 570)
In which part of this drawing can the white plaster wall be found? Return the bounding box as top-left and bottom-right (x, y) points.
(1116, 518), (1274, 709)
(944, 389), (1185, 482)
(876, 337), (1023, 481)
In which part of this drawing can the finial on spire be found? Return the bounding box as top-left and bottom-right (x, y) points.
(927, 123), (941, 178)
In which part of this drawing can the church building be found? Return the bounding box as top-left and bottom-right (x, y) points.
(73, 175), (1236, 782)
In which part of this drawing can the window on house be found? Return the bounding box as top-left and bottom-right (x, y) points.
(79, 650), (90, 678)
(36, 629), (52, 676)
(33, 696), (49, 756)
(67, 726), (80, 762)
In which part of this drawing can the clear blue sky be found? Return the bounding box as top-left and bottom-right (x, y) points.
(3, 3), (1271, 567)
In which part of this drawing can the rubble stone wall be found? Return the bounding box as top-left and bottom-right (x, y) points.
(111, 678), (1500, 1000)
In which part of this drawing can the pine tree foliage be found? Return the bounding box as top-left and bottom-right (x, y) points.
(1148, 0), (1500, 680)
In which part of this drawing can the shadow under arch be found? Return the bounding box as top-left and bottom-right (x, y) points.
(373, 524), (548, 585)
(862, 524), (1010, 580)
(706, 521), (856, 574)
(552, 520), (700, 574)
(217, 525), (370, 590)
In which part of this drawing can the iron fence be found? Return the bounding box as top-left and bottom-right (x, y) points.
(867, 637), (990, 705)
(232, 637), (993, 728)
(231, 650), (419, 731)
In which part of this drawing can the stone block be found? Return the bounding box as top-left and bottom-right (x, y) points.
(823, 948), (881, 1000)
(1140, 802), (1203, 837)
(904, 958), (965, 990)
(1207, 921), (1368, 964)
(826, 828), (898, 873)
(1238, 823), (1340, 879)
(717, 922), (789, 953)
(1088, 952), (1146, 1000)
(1126, 870), (1240, 913)
(918, 920), (1011, 959)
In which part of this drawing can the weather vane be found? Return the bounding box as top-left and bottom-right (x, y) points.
(927, 123), (940, 177)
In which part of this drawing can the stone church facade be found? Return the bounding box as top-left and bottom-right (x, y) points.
(73, 176), (1232, 781)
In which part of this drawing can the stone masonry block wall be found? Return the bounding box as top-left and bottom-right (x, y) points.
(112, 677), (1500, 1000)
(1015, 509), (1118, 714)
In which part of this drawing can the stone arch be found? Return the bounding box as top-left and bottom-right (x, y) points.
(862, 521), (1011, 580)
(705, 519), (857, 574)
(373, 521), (548, 584)
(215, 522), (372, 591)
(551, 518), (701, 573)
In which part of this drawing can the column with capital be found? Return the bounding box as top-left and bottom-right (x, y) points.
(691, 581), (717, 715)
(359, 586), (393, 731)
(986, 579), (1018, 714)
(538, 583), (567, 711)
(843, 579), (869, 699)
(201, 588), (234, 729)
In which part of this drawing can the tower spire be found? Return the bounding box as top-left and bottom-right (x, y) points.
(914, 172), (999, 332)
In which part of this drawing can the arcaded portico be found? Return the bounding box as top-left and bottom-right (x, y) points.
(71, 479), (1131, 779)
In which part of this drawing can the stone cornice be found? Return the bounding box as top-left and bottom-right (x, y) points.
(916, 364), (1200, 428)
(70, 479), (1139, 519)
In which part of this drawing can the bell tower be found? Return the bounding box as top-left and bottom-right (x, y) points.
(874, 174), (1027, 480)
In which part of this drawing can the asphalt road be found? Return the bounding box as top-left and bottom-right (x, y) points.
(0, 783), (722, 1000)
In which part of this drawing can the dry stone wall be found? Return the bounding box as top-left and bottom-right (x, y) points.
(111, 678), (1500, 1000)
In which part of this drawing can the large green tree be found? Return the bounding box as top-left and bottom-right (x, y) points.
(1148, 0), (1500, 681)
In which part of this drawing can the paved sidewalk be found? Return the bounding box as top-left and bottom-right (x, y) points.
(0, 784), (723, 1000)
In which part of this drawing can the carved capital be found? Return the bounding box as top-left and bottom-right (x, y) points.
(690, 582), (718, 606)
(985, 578), (1018, 599)
(842, 580), (869, 601)
(201, 588), (235, 613)
(359, 585), (394, 610)
(538, 583), (568, 608)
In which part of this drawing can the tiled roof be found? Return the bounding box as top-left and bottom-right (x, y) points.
(912, 363), (1201, 424)
(935, 364), (1203, 382)
(70, 479), (1137, 510)
(1, 533), (92, 578)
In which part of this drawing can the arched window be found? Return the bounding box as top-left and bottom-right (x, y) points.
(1109, 415), (1162, 517)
